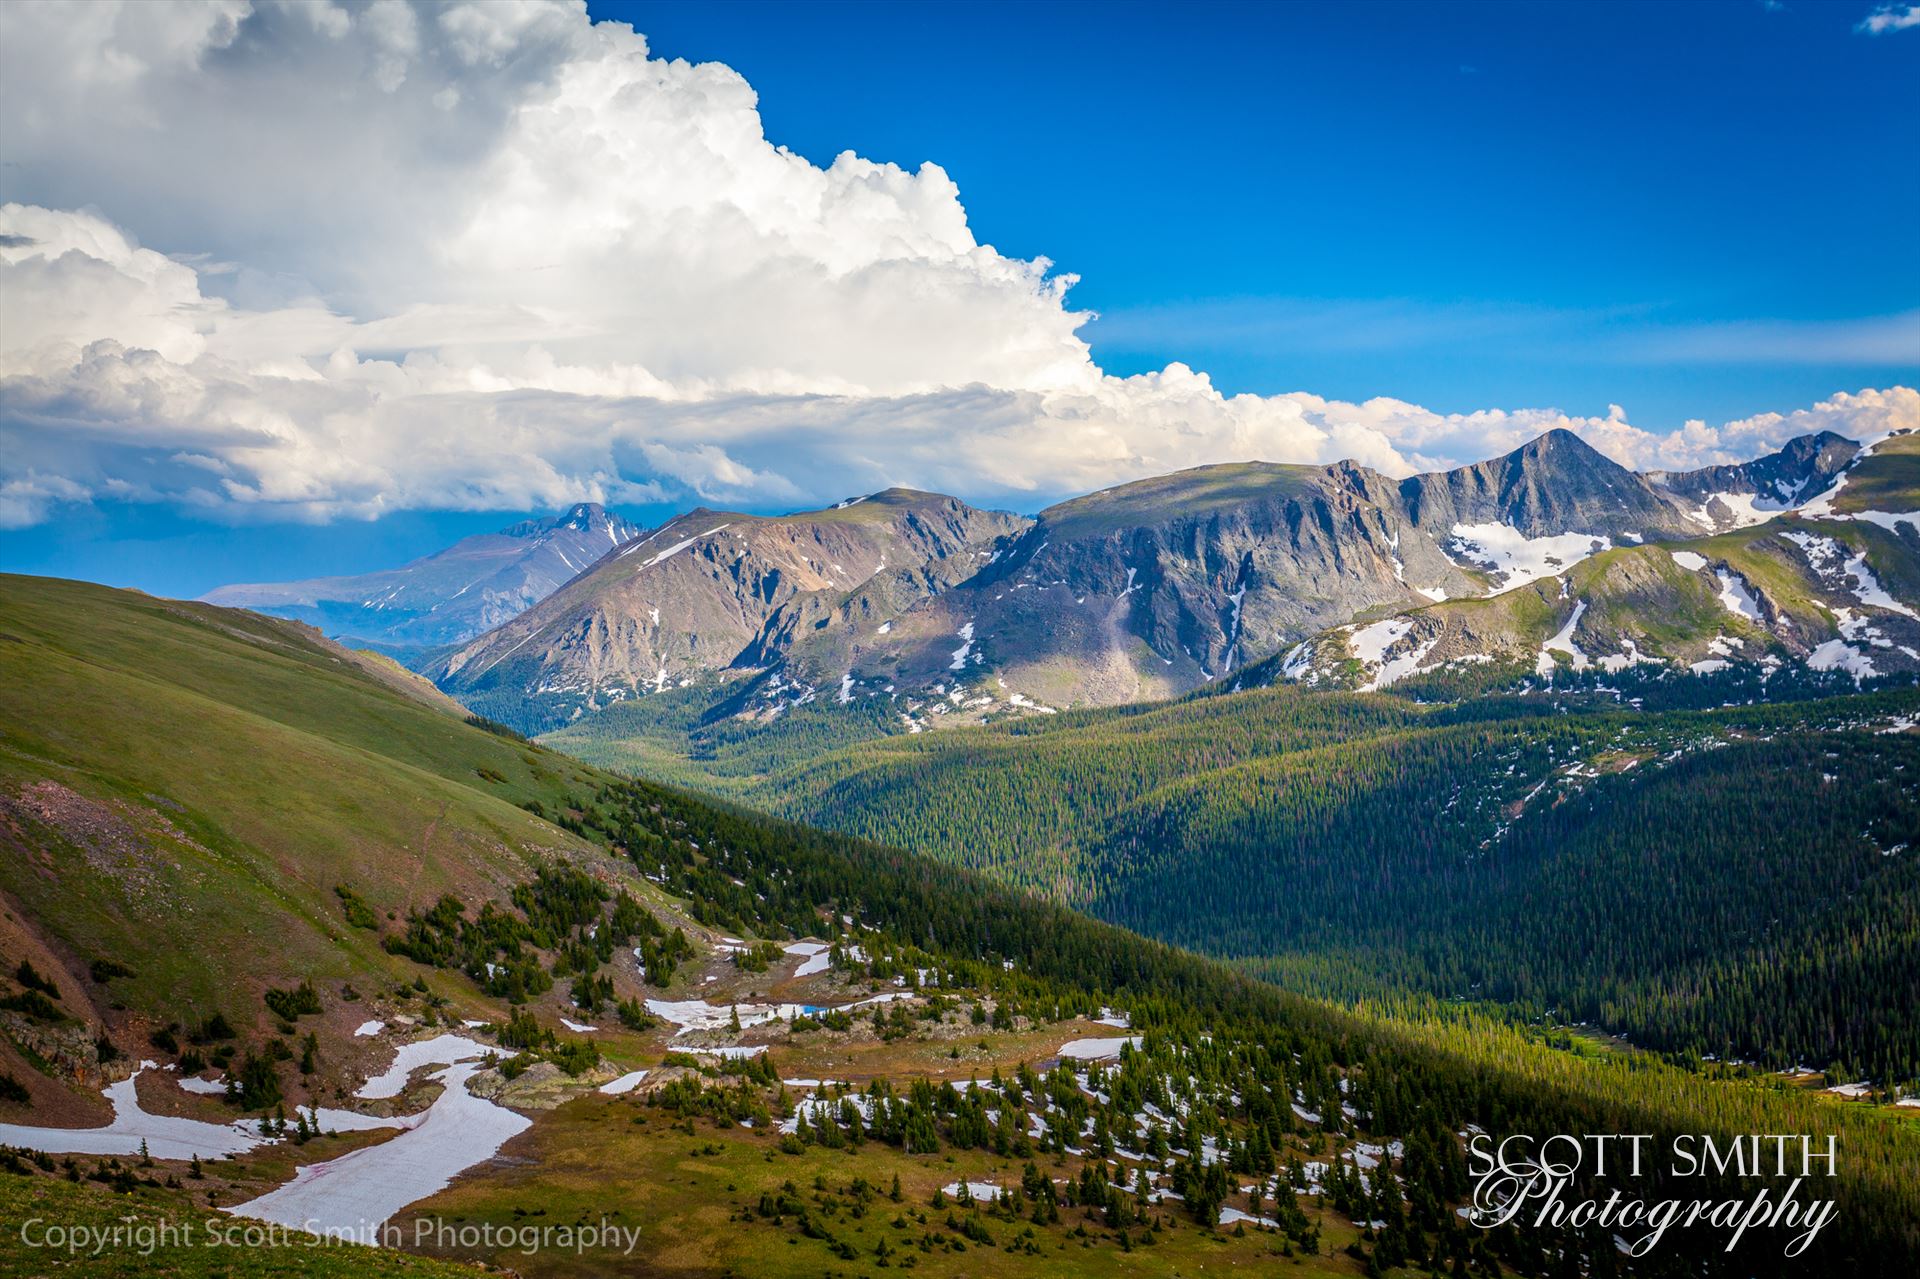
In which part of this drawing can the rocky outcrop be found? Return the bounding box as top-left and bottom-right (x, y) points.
(1651, 431), (1860, 529)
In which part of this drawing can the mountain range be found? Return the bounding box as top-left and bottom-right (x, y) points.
(1280, 427), (1918, 691)
(200, 426), (1916, 749)
(427, 488), (1024, 726)
(201, 503), (644, 650)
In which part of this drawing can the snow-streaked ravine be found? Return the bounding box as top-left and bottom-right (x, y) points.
(620, 523), (730, 568)
(1714, 570), (1765, 623)
(1844, 552), (1918, 618)
(1535, 600), (1590, 677)
(0, 1062), (265, 1159)
(228, 1056), (531, 1241)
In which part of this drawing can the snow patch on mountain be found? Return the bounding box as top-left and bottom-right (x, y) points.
(1832, 509), (1920, 534)
(1536, 600), (1590, 677)
(1347, 618), (1410, 668)
(628, 524), (729, 569)
(1714, 571), (1765, 624)
(1684, 491), (1788, 530)
(1843, 553), (1917, 618)
(1780, 529), (1843, 570)
(1597, 639), (1660, 673)
(1808, 639), (1878, 681)
(1343, 617), (1436, 690)
(949, 622), (975, 671)
(1444, 523), (1611, 592)
(1281, 641), (1317, 685)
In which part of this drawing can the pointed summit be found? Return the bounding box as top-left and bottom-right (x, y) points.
(1402, 430), (1691, 540)
(500, 502), (639, 542)
(1505, 427), (1616, 465)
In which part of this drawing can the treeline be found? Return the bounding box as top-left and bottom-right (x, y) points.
(382, 863), (685, 1031)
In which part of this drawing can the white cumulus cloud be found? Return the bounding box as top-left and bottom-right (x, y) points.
(0, 1), (1912, 531)
(1857, 5), (1920, 35)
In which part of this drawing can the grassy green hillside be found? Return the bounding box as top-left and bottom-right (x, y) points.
(1830, 426), (1920, 514)
(1037, 461), (1322, 539)
(0, 575), (620, 1044)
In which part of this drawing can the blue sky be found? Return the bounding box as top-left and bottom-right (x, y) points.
(0, 0), (1914, 598)
(619, 0), (1916, 417)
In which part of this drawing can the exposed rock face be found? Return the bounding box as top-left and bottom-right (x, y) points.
(0, 1012), (113, 1087)
(428, 489), (1029, 727)
(840, 463), (1474, 701)
(428, 428), (1886, 726)
(468, 1059), (619, 1109)
(793, 434), (1726, 701)
(1651, 431), (1860, 529)
(203, 503), (645, 650)
(1400, 429), (1699, 540)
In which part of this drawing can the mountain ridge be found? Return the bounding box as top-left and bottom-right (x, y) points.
(214, 428), (1878, 738)
(1280, 427), (1920, 692)
(429, 488), (1029, 728)
(739, 426), (1872, 723)
(202, 502), (645, 650)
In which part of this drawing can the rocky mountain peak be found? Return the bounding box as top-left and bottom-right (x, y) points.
(500, 502), (642, 543)
(1400, 429), (1690, 541)
(201, 502), (647, 651)
(429, 488), (1029, 727)
(1653, 430), (1861, 527)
